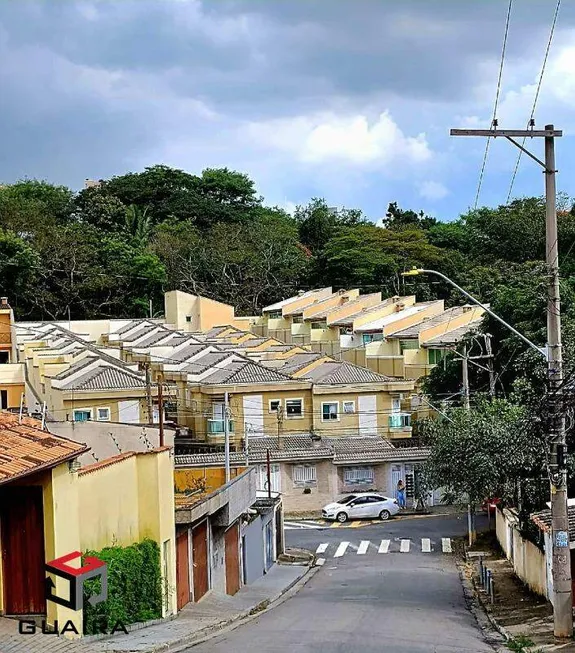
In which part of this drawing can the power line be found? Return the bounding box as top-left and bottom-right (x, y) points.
(506, 0), (561, 203)
(474, 0), (513, 209)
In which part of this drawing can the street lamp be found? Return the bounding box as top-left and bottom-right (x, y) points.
(402, 268), (547, 359)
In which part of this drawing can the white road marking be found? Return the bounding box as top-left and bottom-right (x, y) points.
(334, 541), (350, 558)
(421, 538), (431, 553)
(442, 538), (452, 553)
(400, 539), (410, 553)
(316, 543), (328, 554)
(316, 557), (325, 566)
(357, 540), (370, 555)
(378, 539), (390, 554)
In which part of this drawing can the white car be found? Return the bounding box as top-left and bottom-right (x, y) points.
(322, 493), (400, 523)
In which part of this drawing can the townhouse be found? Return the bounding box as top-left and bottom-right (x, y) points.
(0, 297), (24, 410)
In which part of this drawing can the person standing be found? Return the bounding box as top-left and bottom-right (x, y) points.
(396, 479), (406, 509)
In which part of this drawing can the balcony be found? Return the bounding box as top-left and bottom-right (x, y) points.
(207, 418), (235, 435)
(388, 413), (412, 433)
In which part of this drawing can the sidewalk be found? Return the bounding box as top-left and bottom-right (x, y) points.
(0, 564), (312, 653)
(285, 503), (465, 521)
(464, 533), (575, 652)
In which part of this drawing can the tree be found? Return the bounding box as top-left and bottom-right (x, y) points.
(74, 186), (127, 231)
(124, 205), (153, 247)
(382, 202), (438, 231)
(421, 399), (546, 542)
(0, 180), (74, 237)
(0, 229), (39, 309)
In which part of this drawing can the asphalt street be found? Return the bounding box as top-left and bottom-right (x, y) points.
(189, 513), (495, 653)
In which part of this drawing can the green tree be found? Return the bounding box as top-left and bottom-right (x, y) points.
(382, 202), (438, 231)
(422, 399), (546, 541)
(0, 229), (39, 309)
(74, 186), (127, 231)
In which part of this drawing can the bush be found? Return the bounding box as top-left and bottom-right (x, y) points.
(83, 538), (163, 635)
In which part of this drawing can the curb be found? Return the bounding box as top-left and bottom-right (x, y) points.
(101, 564), (319, 653)
(165, 565), (320, 652)
(457, 562), (508, 652)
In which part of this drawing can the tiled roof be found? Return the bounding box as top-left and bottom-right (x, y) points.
(59, 366), (146, 391)
(53, 356), (99, 380)
(355, 301), (440, 333)
(263, 288), (331, 313)
(236, 338), (270, 349)
(114, 319), (157, 336)
(0, 413), (88, 485)
(78, 446), (170, 476)
(201, 360), (295, 385)
(181, 352), (234, 374)
(423, 320), (483, 347)
(268, 353), (322, 375)
(531, 506), (575, 540)
(175, 435), (429, 466)
(300, 361), (392, 384)
(388, 307), (472, 338)
(306, 293), (381, 321)
(129, 330), (174, 348)
(205, 325), (238, 338)
(328, 297), (406, 326)
(168, 343), (212, 363)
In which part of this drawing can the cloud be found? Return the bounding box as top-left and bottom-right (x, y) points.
(418, 181), (449, 201)
(247, 111), (431, 169)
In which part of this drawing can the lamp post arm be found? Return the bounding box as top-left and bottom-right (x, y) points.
(418, 269), (547, 359)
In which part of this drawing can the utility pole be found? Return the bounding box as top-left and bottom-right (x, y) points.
(224, 391), (230, 483)
(450, 123), (572, 637)
(484, 334), (497, 398)
(461, 345), (470, 411)
(142, 362), (154, 425)
(157, 374), (165, 448)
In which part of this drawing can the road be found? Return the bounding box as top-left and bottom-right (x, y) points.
(189, 513), (495, 653)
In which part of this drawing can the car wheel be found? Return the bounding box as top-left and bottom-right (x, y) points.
(336, 511), (348, 523)
(379, 510), (391, 521)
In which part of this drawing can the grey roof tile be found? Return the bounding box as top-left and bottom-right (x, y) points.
(300, 361), (392, 384)
(388, 307), (472, 338)
(201, 360), (294, 385)
(59, 366), (146, 391)
(423, 320), (483, 347)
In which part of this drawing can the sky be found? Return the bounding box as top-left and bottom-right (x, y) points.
(1, 0), (575, 223)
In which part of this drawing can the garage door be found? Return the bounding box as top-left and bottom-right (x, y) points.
(225, 524), (240, 596)
(176, 530), (190, 610)
(192, 521), (209, 602)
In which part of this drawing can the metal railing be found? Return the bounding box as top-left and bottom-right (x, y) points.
(207, 418), (235, 435)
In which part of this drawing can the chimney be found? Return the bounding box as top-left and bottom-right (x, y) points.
(395, 303), (405, 312)
(463, 305), (472, 312)
(0, 297), (9, 308)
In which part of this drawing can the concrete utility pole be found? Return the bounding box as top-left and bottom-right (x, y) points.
(157, 374), (165, 448)
(484, 335), (497, 398)
(450, 124), (572, 637)
(224, 391), (231, 483)
(143, 362), (154, 425)
(461, 345), (471, 411)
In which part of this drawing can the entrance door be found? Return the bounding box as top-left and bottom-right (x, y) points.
(175, 530), (190, 610)
(0, 486), (46, 614)
(192, 521), (209, 602)
(225, 524), (240, 596)
(264, 521), (274, 571)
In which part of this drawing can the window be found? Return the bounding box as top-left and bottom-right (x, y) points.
(339, 327), (353, 336)
(391, 397), (401, 413)
(285, 399), (303, 418)
(310, 321), (326, 330)
(185, 316), (192, 323)
(389, 413), (411, 428)
(343, 401), (355, 414)
(97, 407), (111, 421)
(292, 314), (303, 324)
(268, 310), (282, 319)
(0, 351), (9, 364)
(258, 464), (281, 493)
(343, 466), (374, 486)
(428, 348), (445, 365)
(269, 399), (281, 413)
(73, 409), (92, 422)
(362, 333), (383, 345)
(322, 402), (339, 421)
(293, 464), (317, 487)
(400, 339), (419, 352)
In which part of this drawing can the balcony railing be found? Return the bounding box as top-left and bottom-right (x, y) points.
(207, 418), (235, 435)
(388, 413), (412, 429)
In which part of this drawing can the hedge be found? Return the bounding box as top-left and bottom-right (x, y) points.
(83, 538), (163, 635)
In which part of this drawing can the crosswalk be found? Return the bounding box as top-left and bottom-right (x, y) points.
(313, 537), (454, 564)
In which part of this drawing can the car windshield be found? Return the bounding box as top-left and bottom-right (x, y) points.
(337, 495), (357, 505)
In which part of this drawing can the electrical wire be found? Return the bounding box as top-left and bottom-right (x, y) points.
(506, 0), (561, 203)
(474, 0), (513, 209)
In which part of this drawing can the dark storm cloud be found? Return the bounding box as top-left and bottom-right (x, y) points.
(0, 0), (574, 188)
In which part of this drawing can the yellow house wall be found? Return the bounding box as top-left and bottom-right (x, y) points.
(0, 383), (24, 408)
(174, 467), (248, 494)
(309, 327), (338, 343)
(351, 296), (416, 329)
(418, 307), (484, 343)
(302, 290), (359, 320)
(383, 301), (445, 336)
(0, 363), (24, 407)
(325, 293), (382, 325)
(280, 289), (333, 317)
